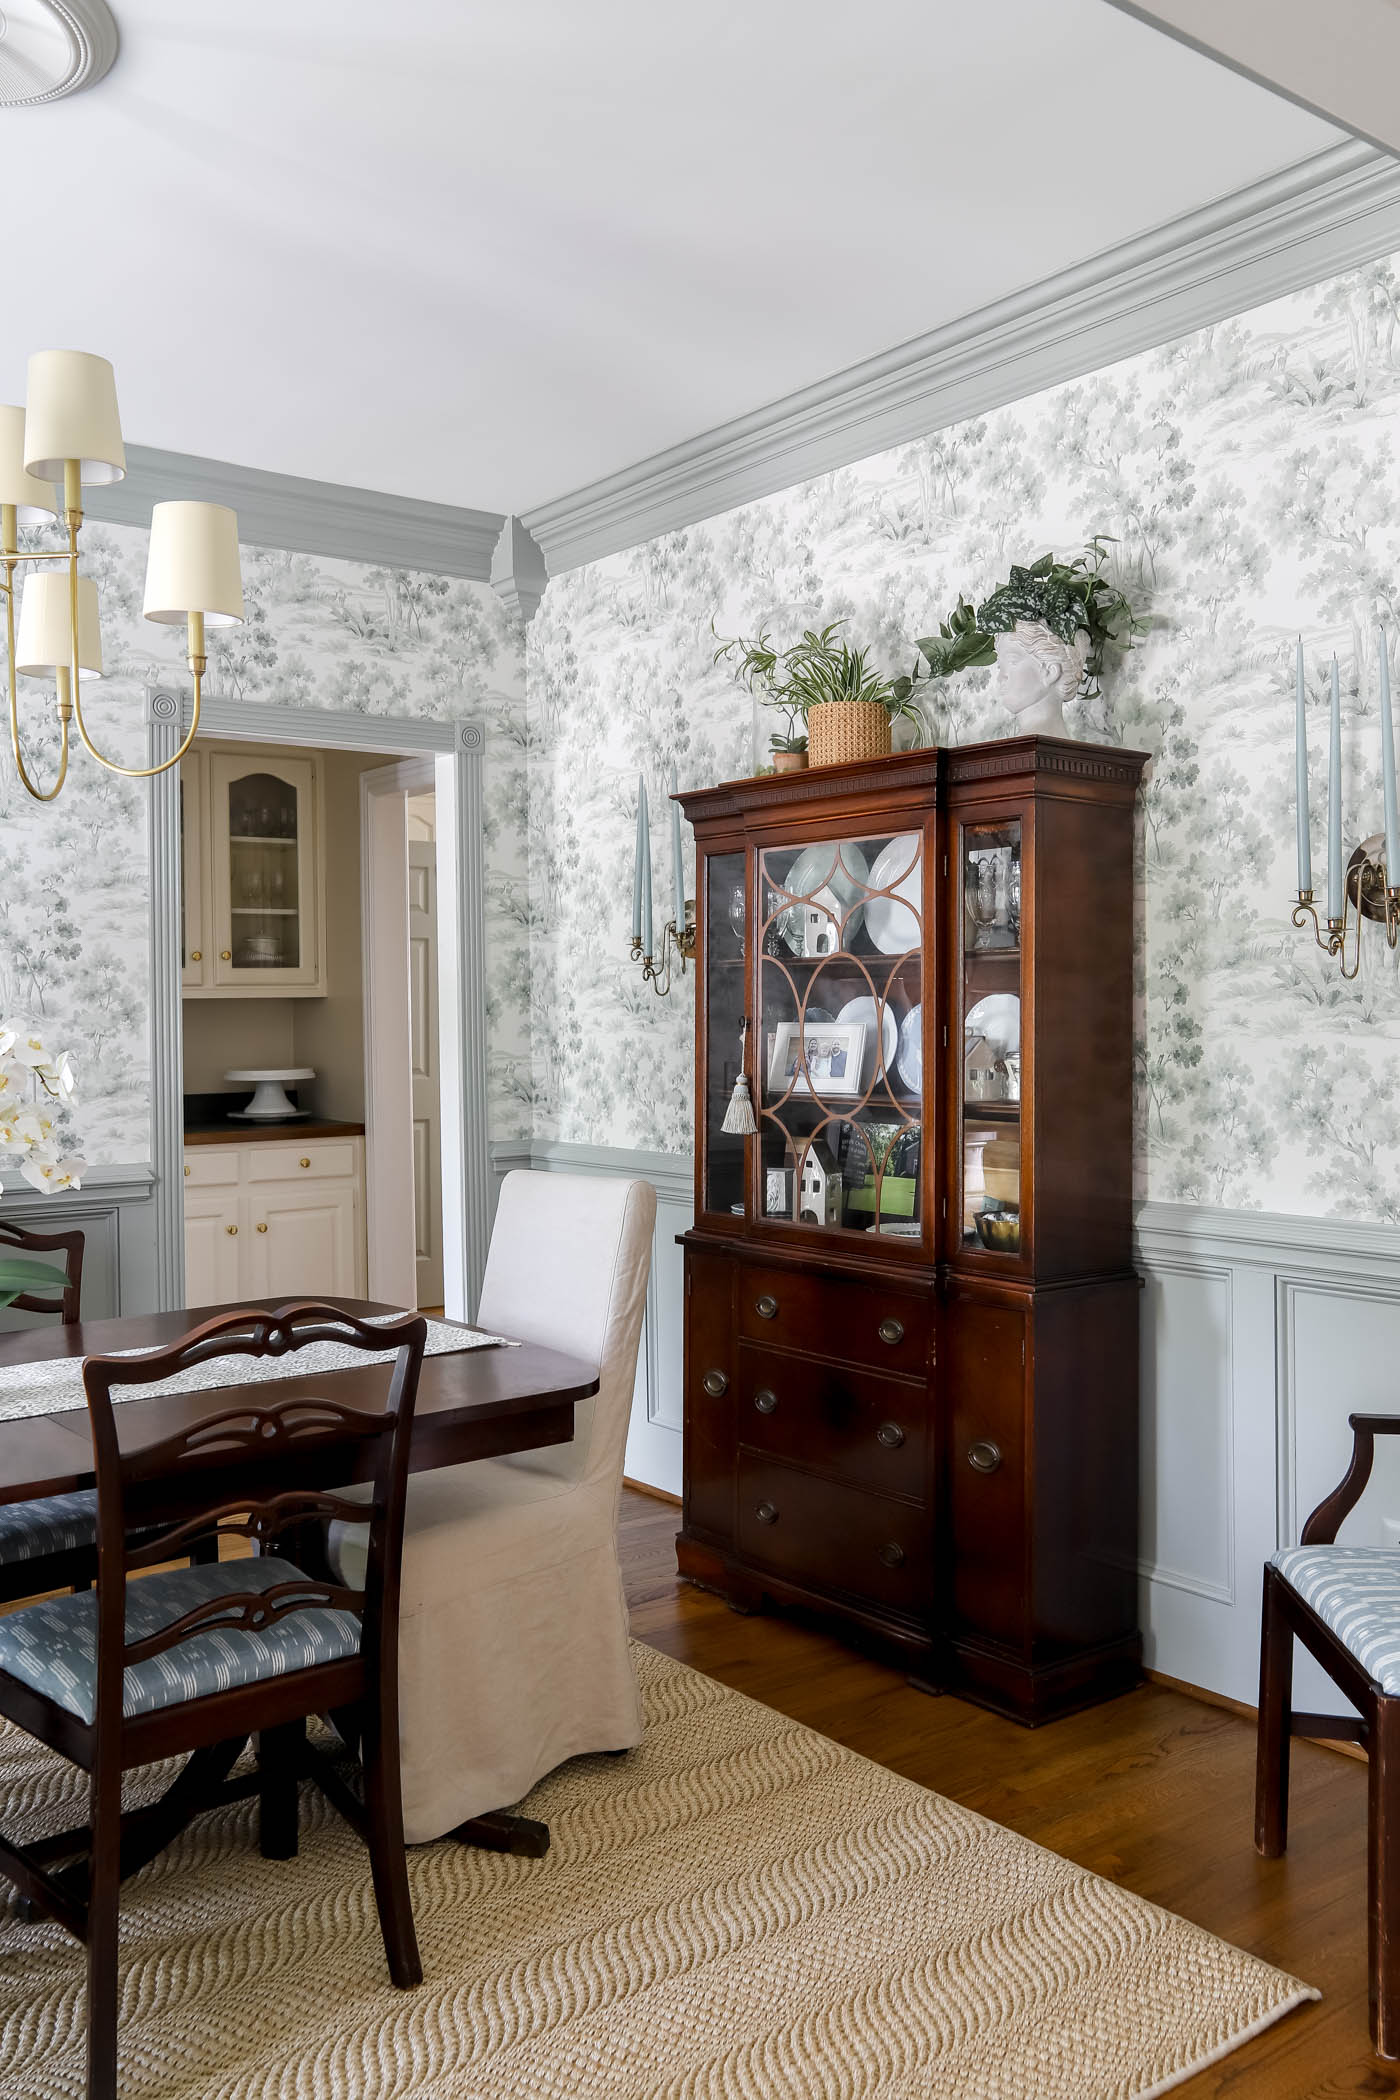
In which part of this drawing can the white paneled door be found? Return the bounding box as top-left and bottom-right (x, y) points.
(408, 840), (444, 1306)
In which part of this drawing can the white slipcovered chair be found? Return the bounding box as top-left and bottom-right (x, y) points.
(335, 1168), (656, 1843)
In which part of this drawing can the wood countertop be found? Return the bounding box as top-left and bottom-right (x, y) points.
(182, 1119), (366, 1146)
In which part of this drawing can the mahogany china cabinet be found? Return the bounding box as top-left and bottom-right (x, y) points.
(676, 736), (1148, 1724)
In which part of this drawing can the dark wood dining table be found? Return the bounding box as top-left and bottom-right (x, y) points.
(0, 1295), (598, 1507)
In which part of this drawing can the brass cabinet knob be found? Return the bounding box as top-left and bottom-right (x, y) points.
(755, 1294), (778, 1320)
(702, 1369), (729, 1398)
(190, 949), (202, 961)
(878, 1317), (905, 1346)
(299, 1157), (311, 1169)
(968, 1439), (1003, 1474)
(183, 1164), (191, 1177)
(878, 1541), (906, 1569)
(256, 1222), (268, 1234)
(219, 949), (231, 961)
(753, 1387), (778, 1415)
(225, 1224), (238, 1236)
(876, 1421), (905, 1449)
(755, 1501), (778, 1525)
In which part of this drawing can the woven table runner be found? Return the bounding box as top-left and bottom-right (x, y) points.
(0, 1316), (515, 1425)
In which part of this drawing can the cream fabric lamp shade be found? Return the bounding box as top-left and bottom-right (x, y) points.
(0, 406), (56, 522)
(23, 351), (125, 485)
(142, 501), (244, 627)
(15, 572), (103, 677)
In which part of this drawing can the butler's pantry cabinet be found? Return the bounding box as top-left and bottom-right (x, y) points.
(183, 1140), (365, 1307)
(181, 748), (326, 997)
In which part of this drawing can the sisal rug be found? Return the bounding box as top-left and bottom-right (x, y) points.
(0, 1644), (1315, 2100)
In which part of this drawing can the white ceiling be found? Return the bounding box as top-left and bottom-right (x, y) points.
(4, 0), (1340, 516)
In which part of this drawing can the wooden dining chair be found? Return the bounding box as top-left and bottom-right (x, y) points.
(1256, 1410), (1400, 2056)
(0, 1298), (427, 2100)
(0, 1219), (92, 1606)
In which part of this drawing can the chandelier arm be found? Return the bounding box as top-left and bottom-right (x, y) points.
(5, 570), (70, 803)
(70, 663), (204, 778)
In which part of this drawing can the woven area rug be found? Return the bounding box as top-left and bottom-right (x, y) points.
(0, 1643), (1315, 2100)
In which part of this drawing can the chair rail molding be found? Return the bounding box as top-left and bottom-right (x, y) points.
(89, 451), (505, 582)
(520, 140), (1400, 572)
(146, 691), (492, 1320)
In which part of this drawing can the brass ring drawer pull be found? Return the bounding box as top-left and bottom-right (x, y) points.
(702, 1370), (729, 1398)
(877, 1317), (905, 1346)
(755, 1501), (778, 1525)
(968, 1439), (1003, 1474)
(753, 1388), (778, 1415)
(876, 1421), (905, 1449)
(755, 1294), (778, 1320)
(878, 1542), (906, 1569)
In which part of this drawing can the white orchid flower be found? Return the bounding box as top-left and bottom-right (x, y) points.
(20, 1153), (85, 1194)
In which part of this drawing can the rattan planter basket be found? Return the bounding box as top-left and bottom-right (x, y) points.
(808, 700), (892, 767)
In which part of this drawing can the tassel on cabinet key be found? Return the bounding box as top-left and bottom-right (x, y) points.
(721, 1018), (758, 1136)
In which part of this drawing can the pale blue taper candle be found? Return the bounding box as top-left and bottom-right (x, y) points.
(631, 775), (645, 941)
(1328, 654), (1343, 922)
(670, 764), (685, 931)
(639, 780), (654, 956)
(1381, 626), (1400, 890)
(1295, 638), (1312, 893)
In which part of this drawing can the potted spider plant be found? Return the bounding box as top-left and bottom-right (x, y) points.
(715, 620), (919, 770)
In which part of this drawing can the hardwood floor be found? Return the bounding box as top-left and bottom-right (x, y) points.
(617, 1485), (1385, 2098)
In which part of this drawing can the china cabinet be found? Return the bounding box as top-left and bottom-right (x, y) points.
(183, 1137), (365, 1305)
(181, 746), (326, 998)
(676, 736), (1148, 1723)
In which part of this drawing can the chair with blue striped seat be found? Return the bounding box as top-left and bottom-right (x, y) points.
(0, 1219), (96, 1608)
(1256, 1410), (1400, 2057)
(0, 1298), (427, 2100)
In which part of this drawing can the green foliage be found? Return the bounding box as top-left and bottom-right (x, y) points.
(911, 540), (1144, 701)
(0, 1256), (68, 1308)
(713, 618), (920, 751)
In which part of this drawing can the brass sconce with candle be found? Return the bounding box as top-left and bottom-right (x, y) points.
(1, 351), (244, 802)
(629, 765), (697, 996)
(1293, 630), (1400, 979)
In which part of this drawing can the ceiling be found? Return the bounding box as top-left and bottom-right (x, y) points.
(4, 0), (1342, 517)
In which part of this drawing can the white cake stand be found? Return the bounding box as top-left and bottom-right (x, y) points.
(224, 1067), (316, 1121)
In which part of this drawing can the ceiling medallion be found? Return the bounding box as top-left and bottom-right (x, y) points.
(0, 0), (118, 108)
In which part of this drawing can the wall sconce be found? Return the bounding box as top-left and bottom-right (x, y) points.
(1293, 633), (1400, 980)
(629, 767), (696, 996)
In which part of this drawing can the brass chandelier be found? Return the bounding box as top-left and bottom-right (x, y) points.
(1, 348), (244, 802)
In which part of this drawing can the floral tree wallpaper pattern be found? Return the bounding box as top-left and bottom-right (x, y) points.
(527, 252), (1400, 1220)
(1, 525), (527, 1162)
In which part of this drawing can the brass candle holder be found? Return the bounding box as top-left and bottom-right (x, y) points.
(1294, 832), (1400, 980)
(630, 904), (697, 997)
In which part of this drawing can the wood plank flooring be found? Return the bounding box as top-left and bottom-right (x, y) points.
(616, 1486), (1385, 2099)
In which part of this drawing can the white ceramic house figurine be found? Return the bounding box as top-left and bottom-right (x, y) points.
(797, 1137), (842, 1225)
(995, 619), (1091, 737)
(801, 884), (841, 956)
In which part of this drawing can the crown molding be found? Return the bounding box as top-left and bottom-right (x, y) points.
(521, 140), (1400, 573)
(489, 513), (548, 621)
(83, 445), (507, 582)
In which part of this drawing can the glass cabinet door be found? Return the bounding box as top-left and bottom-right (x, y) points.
(209, 753), (320, 990)
(752, 829), (927, 1247)
(179, 751), (209, 990)
(958, 818), (1023, 1259)
(703, 849), (747, 1219)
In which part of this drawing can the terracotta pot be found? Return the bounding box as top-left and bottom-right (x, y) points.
(772, 749), (809, 774)
(808, 701), (892, 768)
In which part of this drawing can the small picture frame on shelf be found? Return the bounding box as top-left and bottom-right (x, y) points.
(767, 1020), (867, 1100)
(765, 1166), (794, 1218)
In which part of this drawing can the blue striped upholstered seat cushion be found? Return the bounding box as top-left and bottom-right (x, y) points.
(1272, 1545), (1400, 1692)
(0, 1489), (96, 1568)
(0, 1556), (361, 1722)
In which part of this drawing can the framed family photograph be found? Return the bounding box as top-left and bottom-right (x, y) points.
(767, 1019), (867, 1100)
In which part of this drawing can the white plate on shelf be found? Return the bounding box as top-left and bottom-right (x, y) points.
(836, 996), (897, 1083)
(865, 833), (922, 953)
(897, 1004), (922, 1093)
(772, 840), (869, 953)
(964, 993), (1020, 1056)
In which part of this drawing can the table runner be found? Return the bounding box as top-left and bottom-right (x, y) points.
(0, 1316), (515, 1425)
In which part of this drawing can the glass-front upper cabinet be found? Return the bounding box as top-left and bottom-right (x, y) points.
(703, 849), (747, 1220)
(180, 750), (209, 991)
(207, 753), (322, 992)
(751, 828), (929, 1248)
(957, 817), (1024, 1261)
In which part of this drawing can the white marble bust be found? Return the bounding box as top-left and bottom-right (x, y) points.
(994, 619), (1091, 737)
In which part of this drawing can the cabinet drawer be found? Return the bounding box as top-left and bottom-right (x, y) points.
(737, 1263), (930, 1375)
(247, 1142), (357, 1184)
(737, 1342), (926, 1502)
(737, 1456), (928, 1614)
(183, 1148), (240, 1189)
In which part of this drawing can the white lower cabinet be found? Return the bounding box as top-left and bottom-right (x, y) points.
(182, 1138), (365, 1305)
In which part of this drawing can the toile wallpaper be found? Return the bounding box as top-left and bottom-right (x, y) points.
(527, 251), (1400, 1220)
(0, 526), (528, 1162)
